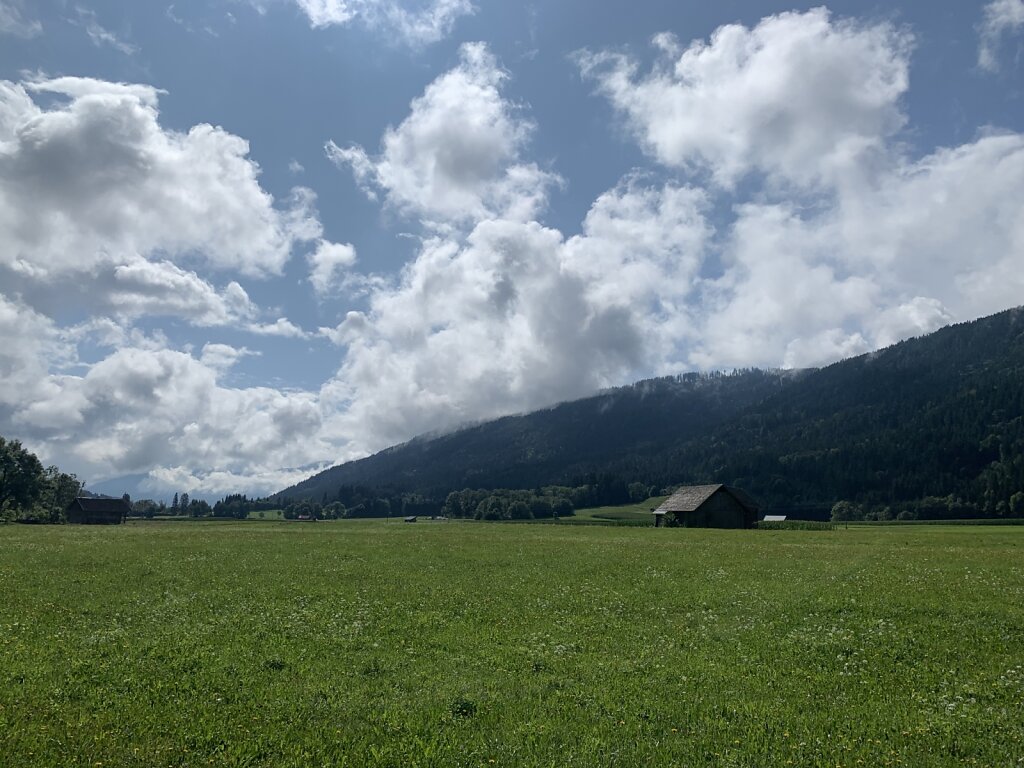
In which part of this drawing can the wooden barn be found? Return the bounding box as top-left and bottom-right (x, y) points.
(66, 497), (130, 525)
(652, 485), (759, 529)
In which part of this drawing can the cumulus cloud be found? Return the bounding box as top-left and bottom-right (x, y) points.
(686, 132), (1024, 369)
(290, 0), (473, 45)
(568, 9), (1024, 373)
(11, 342), (333, 495)
(105, 261), (257, 325)
(0, 1), (40, 37)
(200, 343), (259, 371)
(0, 74), (330, 493)
(308, 239), (358, 296)
(0, 296), (74, 414)
(328, 42), (560, 226)
(0, 76), (319, 281)
(247, 317), (310, 338)
(318, 219), (647, 446)
(576, 8), (911, 188)
(979, 0), (1024, 71)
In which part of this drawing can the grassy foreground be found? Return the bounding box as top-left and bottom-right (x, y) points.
(1, 521), (1022, 767)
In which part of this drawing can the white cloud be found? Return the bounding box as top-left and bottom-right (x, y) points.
(289, 0), (473, 45)
(328, 42), (560, 226)
(72, 6), (138, 55)
(979, 0), (1024, 71)
(0, 76), (319, 281)
(0, 1), (40, 37)
(686, 132), (1024, 369)
(319, 218), (650, 449)
(576, 8), (911, 188)
(871, 298), (954, 349)
(315, 174), (718, 451)
(0, 74), (333, 493)
(359, 0), (473, 46)
(200, 343), (259, 370)
(10, 342), (333, 495)
(106, 260), (258, 325)
(293, 0), (355, 27)
(247, 317), (310, 338)
(0, 296), (74, 414)
(308, 239), (358, 296)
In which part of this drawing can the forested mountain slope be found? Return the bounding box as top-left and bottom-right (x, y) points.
(612, 308), (1024, 515)
(276, 369), (794, 501)
(277, 308), (1024, 517)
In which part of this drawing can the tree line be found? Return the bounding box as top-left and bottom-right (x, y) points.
(0, 437), (83, 523)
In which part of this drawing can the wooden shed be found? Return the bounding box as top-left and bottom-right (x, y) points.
(66, 497), (130, 525)
(652, 485), (758, 529)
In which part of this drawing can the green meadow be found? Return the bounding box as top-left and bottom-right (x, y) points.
(569, 497), (668, 523)
(1, 521), (1022, 767)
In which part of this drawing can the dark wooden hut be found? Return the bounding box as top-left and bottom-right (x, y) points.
(66, 497), (130, 525)
(652, 485), (758, 529)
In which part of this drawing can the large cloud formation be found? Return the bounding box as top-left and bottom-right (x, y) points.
(327, 42), (560, 226)
(576, 9), (912, 188)
(577, 8), (1024, 368)
(0, 77), (318, 279)
(0, 76), (333, 493)
(321, 11), (1024, 453)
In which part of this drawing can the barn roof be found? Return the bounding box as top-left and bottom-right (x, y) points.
(655, 484), (759, 514)
(70, 497), (131, 514)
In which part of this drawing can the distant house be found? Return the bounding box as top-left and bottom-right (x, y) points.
(66, 497), (130, 525)
(404, 516), (418, 523)
(762, 514), (787, 523)
(653, 485), (759, 529)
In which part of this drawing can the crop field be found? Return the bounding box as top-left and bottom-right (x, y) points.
(1, 521), (1022, 767)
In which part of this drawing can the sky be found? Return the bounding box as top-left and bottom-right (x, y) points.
(1, 0), (1022, 500)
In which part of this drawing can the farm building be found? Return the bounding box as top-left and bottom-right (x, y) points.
(66, 497), (130, 525)
(652, 485), (759, 529)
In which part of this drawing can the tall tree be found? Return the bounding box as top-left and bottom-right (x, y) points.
(0, 437), (46, 520)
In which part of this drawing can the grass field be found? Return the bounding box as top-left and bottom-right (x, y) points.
(1, 521), (1022, 767)
(571, 496), (668, 523)
(244, 509), (285, 520)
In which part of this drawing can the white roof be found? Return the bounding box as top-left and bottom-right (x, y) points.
(762, 515), (787, 522)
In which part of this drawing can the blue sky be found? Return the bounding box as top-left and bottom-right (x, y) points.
(1, 0), (1022, 499)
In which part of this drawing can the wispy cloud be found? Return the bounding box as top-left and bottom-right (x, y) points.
(283, 0), (474, 46)
(979, 0), (1024, 71)
(72, 6), (138, 55)
(0, 0), (41, 38)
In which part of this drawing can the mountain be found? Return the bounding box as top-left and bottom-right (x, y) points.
(275, 307), (1024, 517)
